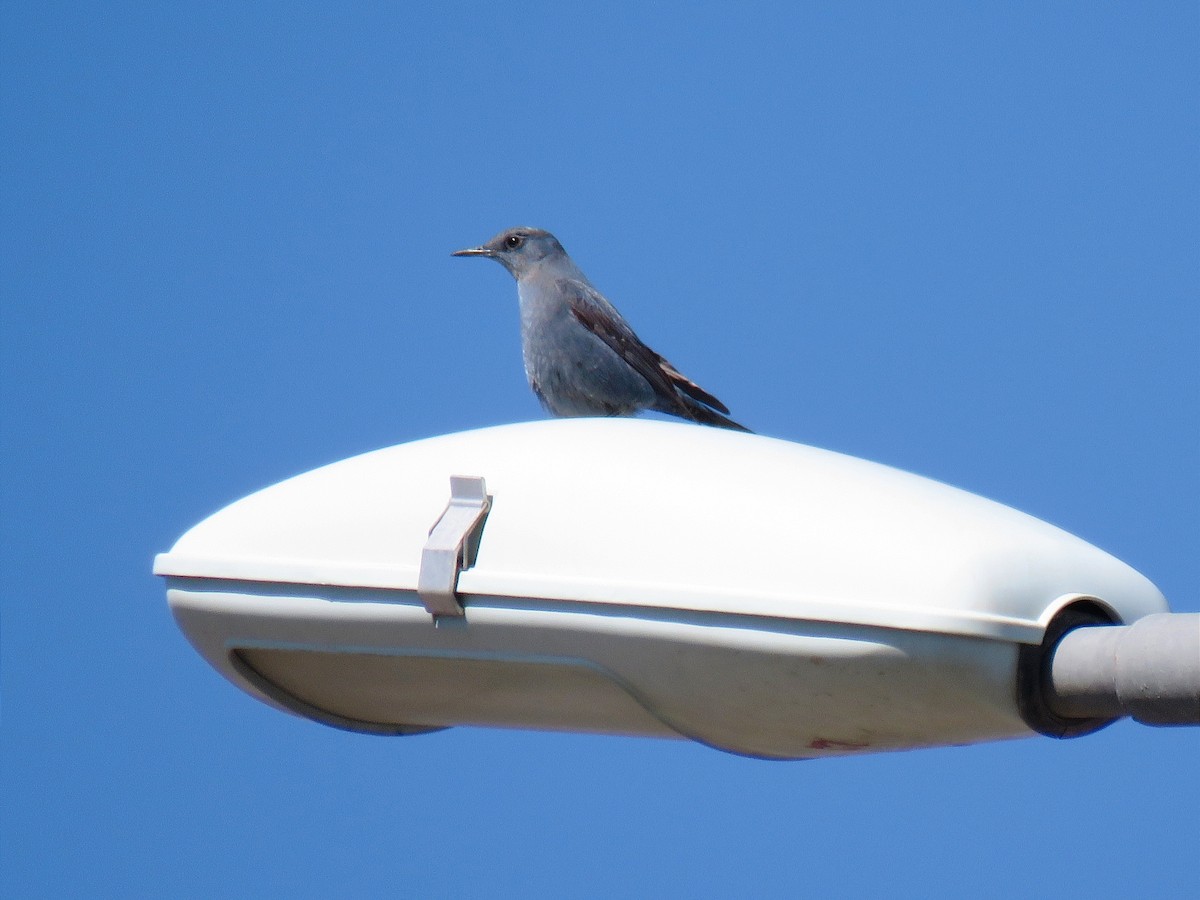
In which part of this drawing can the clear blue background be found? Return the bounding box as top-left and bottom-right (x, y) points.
(3, 3), (1196, 897)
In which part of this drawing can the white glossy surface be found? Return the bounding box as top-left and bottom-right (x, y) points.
(155, 419), (1167, 642)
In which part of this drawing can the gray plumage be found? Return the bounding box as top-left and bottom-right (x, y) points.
(453, 227), (749, 432)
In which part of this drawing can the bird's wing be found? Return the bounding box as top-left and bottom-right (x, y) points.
(654, 358), (732, 415)
(560, 278), (732, 416)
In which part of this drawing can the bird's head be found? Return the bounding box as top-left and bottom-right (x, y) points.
(452, 227), (565, 278)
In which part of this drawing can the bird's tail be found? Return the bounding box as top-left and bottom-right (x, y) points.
(657, 359), (752, 432)
(681, 399), (753, 432)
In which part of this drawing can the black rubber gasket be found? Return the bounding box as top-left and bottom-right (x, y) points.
(1017, 599), (1121, 739)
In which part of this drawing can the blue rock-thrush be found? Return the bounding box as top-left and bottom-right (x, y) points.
(453, 227), (749, 431)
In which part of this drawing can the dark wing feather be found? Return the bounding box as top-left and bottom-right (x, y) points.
(656, 359), (731, 414)
(562, 280), (692, 416)
(561, 279), (750, 431)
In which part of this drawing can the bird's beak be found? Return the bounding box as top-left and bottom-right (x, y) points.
(451, 246), (492, 257)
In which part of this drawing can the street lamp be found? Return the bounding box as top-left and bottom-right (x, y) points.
(154, 419), (1197, 758)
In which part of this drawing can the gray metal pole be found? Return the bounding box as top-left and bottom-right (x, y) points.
(1045, 613), (1200, 726)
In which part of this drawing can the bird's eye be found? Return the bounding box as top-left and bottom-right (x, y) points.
(506, 234), (523, 248)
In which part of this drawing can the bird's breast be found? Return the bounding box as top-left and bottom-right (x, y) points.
(516, 284), (653, 416)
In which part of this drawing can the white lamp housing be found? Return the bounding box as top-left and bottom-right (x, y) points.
(154, 420), (1168, 758)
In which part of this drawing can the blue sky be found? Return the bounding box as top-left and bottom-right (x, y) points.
(3, 3), (1196, 897)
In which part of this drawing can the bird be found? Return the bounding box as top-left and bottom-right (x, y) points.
(453, 227), (750, 432)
